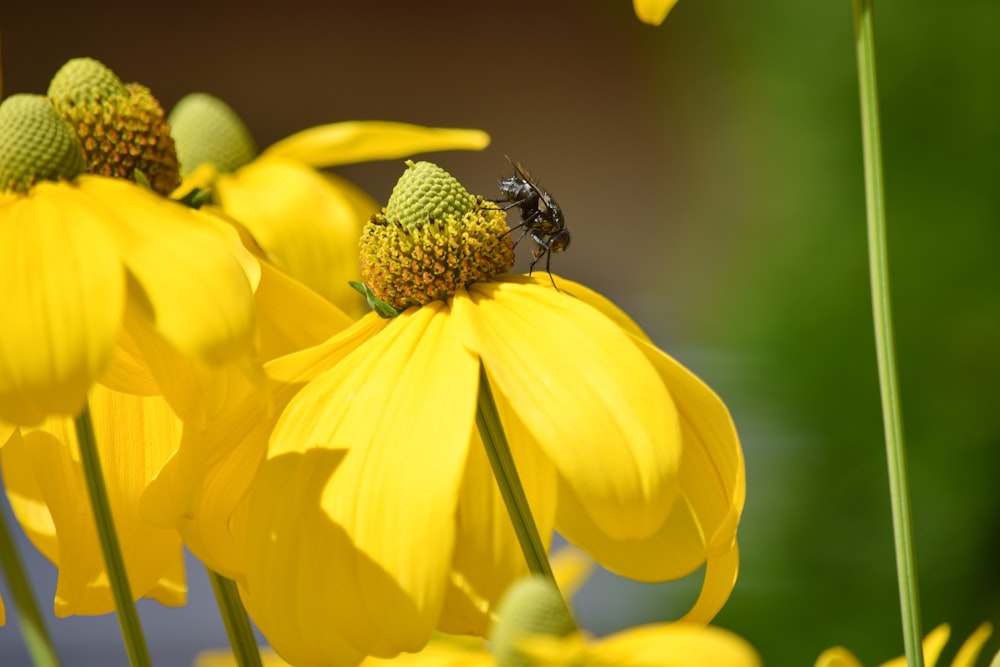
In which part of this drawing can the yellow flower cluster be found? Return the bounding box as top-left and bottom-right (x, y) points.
(1, 38), (749, 667)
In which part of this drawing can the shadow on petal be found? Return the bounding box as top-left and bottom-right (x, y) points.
(244, 449), (434, 666)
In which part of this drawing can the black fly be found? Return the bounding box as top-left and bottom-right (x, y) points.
(496, 160), (570, 289)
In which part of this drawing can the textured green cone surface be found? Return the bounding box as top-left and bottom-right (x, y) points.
(384, 160), (475, 228)
(0, 94), (86, 193)
(489, 576), (577, 667)
(48, 57), (127, 106)
(48, 57), (181, 195)
(169, 93), (258, 175)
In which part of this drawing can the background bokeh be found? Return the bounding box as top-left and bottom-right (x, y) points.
(1, 0), (998, 665)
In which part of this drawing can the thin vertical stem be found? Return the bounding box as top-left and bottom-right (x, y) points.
(0, 492), (61, 666)
(74, 404), (151, 667)
(852, 1), (924, 665)
(475, 362), (554, 582)
(207, 568), (263, 667)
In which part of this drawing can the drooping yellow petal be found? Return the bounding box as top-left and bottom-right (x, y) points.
(2, 387), (185, 616)
(252, 259), (355, 361)
(117, 300), (263, 429)
(215, 157), (367, 314)
(243, 302), (479, 664)
(78, 176), (257, 366)
(589, 622), (762, 666)
(262, 121), (489, 168)
(549, 548), (595, 603)
(439, 416), (557, 636)
(0, 184), (124, 425)
(551, 338), (743, 618)
(154, 313), (384, 577)
(633, 0), (680, 25)
(454, 279), (681, 542)
(139, 368), (268, 579)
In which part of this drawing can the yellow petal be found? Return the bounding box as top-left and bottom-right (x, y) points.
(815, 647), (864, 667)
(949, 623), (993, 667)
(2, 388), (185, 615)
(78, 176), (257, 365)
(455, 279), (681, 542)
(2, 426), (59, 560)
(549, 547), (595, 603)
(266, 311), (391, 384)
(215, 158), (367, 314)
(262, 121), (489, 167)
(439, 419), (557, 636)
(253, 259), (356, 361)
(633, 0), (680, 25)
(118, 301), (263, 429)
(0, 184), (124, 425)
(592, 622), (762, 666)
(881, 624), (950, 667)
(140, 371), (267, 578)
(243, 302), (478, 663)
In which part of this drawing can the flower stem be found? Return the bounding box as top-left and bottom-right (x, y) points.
(207, 568), (263, 667)
(852, 2), (924, 665)
(0, 493), (61, 666)
(74, 404), (151, 667)
(475, 362), (553, 581)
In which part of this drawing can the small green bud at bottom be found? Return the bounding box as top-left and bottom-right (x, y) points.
(489, 576), (577, 667)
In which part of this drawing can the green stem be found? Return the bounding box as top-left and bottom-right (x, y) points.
(475, 362), (553, 581)
(74, 404), (151, 667)
(207, 569), (263, 667)
(852, 2), (924, 665)
(0, 491), (61, 666)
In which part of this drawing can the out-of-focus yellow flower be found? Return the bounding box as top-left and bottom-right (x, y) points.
(633, 0), (680, 25)
(0, 58), (353, 616)
(0, 93), (257, 427)
(815, 623), (994, 667)
(169, 93), (490, 316)
(229, 162), (744, 665)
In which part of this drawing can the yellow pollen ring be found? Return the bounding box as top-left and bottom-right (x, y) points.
(360, 200), (514, 310)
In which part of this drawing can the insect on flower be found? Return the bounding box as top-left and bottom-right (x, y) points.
(496, 159), (570, 289)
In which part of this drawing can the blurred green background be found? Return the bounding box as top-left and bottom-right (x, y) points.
(1, 0), (998, 664)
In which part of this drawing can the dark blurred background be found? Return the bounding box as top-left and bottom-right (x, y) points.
(1, 0), (998, 664)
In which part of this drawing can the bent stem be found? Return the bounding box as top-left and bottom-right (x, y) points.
(475, 362), (554, 582)
(852, 1), (924, 665)
(0, 492), (61, 667)
(207, 569), (263, 667)
(75, 404), (151, 667)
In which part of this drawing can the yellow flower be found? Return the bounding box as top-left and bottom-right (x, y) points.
(169, 93), (490, 316)
(815, 623), (994, 667)
(0, 72), (346, 615)
(632, 0), (680, 25)
(232, 162), (745, 665)
(0, 94), (257, 427)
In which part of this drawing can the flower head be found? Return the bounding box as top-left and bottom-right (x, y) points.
(169, 93), (491, 316)
(230, 162), (745, 665)
(0, 93), (258, 426)
(48, 57), (181, 195)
